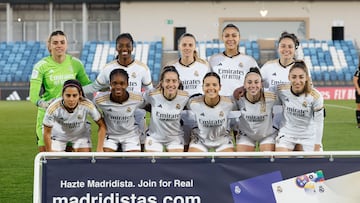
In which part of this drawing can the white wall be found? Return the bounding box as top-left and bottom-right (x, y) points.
(120, 1), (360, 50)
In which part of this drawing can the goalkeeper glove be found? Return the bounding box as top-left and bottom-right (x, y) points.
(36, 99), (54, 109)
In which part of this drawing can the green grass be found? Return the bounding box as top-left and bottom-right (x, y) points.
(0, 100), (359, 202)
(0, 101), (38, 203)
(322, 100), (360, 150)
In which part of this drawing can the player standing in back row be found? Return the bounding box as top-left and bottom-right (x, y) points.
(208, 24), (258, 139)
(83, 33), (153, 151)
(208, 24), (258, 97)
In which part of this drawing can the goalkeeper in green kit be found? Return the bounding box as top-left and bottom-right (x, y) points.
(29, 30), (92, 152)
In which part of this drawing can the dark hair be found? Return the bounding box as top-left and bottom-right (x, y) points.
(47, 30), (67, 54)
(62, 79), (85, 97)
(278, 31), (299, 49)
(48, 30), (66, 41)
(222, 23), (240, 34)
(203, 72), (221, 84)
(290, 60), (312, 94)
(160, 66), (179, 80)
(245, 67), (262, 79)
(110, 68), (129, 83)
(222, 24), (240, 52)
(116, 33), (134, 47)
(160, 66), (183, 90)
(244, 67), (266, 111)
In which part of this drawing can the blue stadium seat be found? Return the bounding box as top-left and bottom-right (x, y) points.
(0, 75), (6, 82)
(323, 72), (330, 82)
(345, 72), (353, 81)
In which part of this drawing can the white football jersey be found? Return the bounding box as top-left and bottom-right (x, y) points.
(93, 60), (153, 93)
(187, 95), (236, 146)
(169, 59), (210, 96)
(236, 91), (279, 141)
(261, 59), (312, 91)
(276, 84), (324, 143)
(260, 59), (294, 91)
(209, 53), (258, 96)
(94, 91), (145, 138)
(143, 88), (189, 141)
(43, 98), (101, 141)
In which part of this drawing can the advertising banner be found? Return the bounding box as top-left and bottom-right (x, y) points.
(42, 157), (360, 203)
(316, 86), (355, 100)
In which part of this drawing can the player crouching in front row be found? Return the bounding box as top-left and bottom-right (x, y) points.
(43, 79), (106, 152)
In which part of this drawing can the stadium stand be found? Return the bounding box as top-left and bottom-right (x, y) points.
(298, 40), (359, 86)
(0, 41), (47, 84)
(0, 39), (357, 86)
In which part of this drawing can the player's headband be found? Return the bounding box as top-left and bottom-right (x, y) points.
(62, 79), (85, 97)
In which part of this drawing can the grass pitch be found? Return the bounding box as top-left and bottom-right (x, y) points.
(0, 100), (359, 202)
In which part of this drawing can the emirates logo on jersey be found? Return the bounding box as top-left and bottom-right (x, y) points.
(219, 111), (224, 117)
(238, 62), (243, 68)
(131, 72), (137, 78)
(126, 107), (132, 112)
(194, 71), (199, 77)
(176, 104), (181, 109)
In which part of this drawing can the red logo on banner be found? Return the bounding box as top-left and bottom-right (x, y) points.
(316, 87), (355, 100)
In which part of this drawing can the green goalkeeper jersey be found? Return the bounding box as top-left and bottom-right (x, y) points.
(29, 54), (91, 105)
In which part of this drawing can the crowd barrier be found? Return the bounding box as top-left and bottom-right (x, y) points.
(34, 151), (360, 203)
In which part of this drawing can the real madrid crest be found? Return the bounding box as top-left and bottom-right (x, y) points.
(219, 111), (224, 117)
(127, 107), (131, 112)
(238, 62), (243, 68)
(131, 72), (136, 78)
(302, 101), (307, 107)
(194, 70), (199, 77)
(77, 114), (83, 119)
(176, 104), (181, 109)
